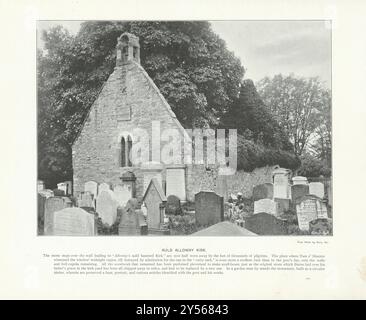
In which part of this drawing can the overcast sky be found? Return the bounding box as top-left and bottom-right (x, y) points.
(37, 20), (331, 87)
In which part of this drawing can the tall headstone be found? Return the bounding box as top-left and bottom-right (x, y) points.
(142, 178), (169, 235)
(84, 181), (98, 197)
(291, 184), (309, 202)
(295, 195), (328, 231)
(96, 190), (118, 226)
(51, 207), (95, 236)
(113, 184), (132, 207)
(292, 176), (308, 185)
(44, 197), (73, 235)
(245, 212), (288, 235)
(195, 191), (224, 227)
(273, 168), (291, 199)
(166, 166), (186, 201)
(253, 183), (274, 201)
(253, 199), (278, 216)
(309, 182), (325, 199)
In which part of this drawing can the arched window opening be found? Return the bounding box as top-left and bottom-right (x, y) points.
(127, 135), (133, 167)
(120, 135), (133, 167)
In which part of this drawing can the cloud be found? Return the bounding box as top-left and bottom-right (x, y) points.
(211, 21), (331, 87)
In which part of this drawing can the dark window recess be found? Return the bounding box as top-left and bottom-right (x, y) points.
(120, 135), (133, 167)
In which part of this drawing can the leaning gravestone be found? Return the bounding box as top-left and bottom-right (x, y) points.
(291, 184), (309, 202)
(295, 195), (328, 231)
(96, 190), (118, 226)
(113, 184), (132, 207)
(253, 183), (273, 201)
(309, 218), (332, 235)
(195, 191), (224, 227)
(165, 195), (182, 215)
(84, 181), (98, 197)
(51, 207), (95, 236)
(44, 197), (73, 235)
(309, 182), (325, 199)
(253, 199), (277, 216)
(244, 212), (287, 235)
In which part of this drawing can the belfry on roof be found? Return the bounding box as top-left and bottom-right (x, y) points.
(116, 32), (140, 66)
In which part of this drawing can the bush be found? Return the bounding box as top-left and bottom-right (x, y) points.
(237, 136), (300, 171)
(297, 153), (331, 177)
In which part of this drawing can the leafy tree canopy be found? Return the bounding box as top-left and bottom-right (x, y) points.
(38, 21), (298, 186)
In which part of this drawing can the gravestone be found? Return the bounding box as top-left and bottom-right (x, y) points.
(57, 182), (68, 195)
(309, 218), (332, 235)
(44, 197), (73, 235)
(195, 191), (224, 227)
(273, 168), (290, 199)
(244, 212), (288, 235)
(253, 199), (277, 216)
(38, 189), (54, 198)
(53, 188), (65, 196)
(96, 190), (118, 226)
(166, 166), (186, 201)
(113, 184), (132, 207)
(77, 192), (94, 208)
(253, 183), (273, 201)
(327, 181), (332, 206)
(165, 195), (182, 215)
(51, 207), (95, 236)
(38, 193), (46, 235)
(118, 201), (147, 235)
(142, 178), (170, 235)
(215, 175), (228, 201)
(291, 184), (309, 202)
(120, 171), (136, 198)
(295, 195), (328, 231)
(309, 182), (325, 199)
(37, 180), (45, 192)
(292, 176), (308, 185)
(98, 183), (111, 194)
(274, 198), (291, 215)
(141, 162), (163, 194)
(84, 181), (98, 197)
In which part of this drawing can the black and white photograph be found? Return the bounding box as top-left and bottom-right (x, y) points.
(37, 20), (332, 237)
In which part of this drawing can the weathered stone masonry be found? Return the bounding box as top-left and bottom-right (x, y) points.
(72, 32), (277, 202)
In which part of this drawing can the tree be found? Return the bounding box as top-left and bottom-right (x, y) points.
(257, 74), (331, 157)
(37, 21), (245, 185)
(222, 79), (293, 151)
